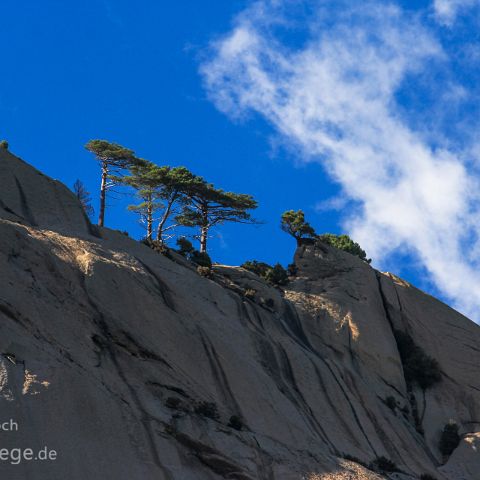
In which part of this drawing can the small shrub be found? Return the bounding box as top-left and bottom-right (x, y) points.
(420, 474), (438, 480)
(244, 288), (256, 300)
(370, 456), (398, 473)
(195, 401), (219, 420)
(242, 260), (289, 287)
(318, 233), (371, 263)
(176, 237), (194, 256)
(0, 140), (8, 150)
(228, 415), (243, 431)
(191, 250), (212, 268)
(197, 266), (213, 278)
(385, 396), (397, 412)
(394, 330), (442, 390)
(264, 263), (289, 286)
(439, 421), (460, 457)
(241, 260), (272, 278)
(165, 397), (182, 410)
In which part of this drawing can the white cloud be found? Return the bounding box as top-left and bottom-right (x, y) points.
(201, 0), (480, 319)
(434, 0), (478, 25)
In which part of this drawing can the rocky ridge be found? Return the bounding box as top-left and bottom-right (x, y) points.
(0, 148), (479, 479)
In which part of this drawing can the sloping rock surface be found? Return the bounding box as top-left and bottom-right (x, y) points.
(0, 148), (479, 479)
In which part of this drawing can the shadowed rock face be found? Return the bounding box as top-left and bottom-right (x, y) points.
(0, 148), (479, 480)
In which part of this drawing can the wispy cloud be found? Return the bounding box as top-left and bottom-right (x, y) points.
(200, 0), (480, 319)
(434, 0), (478, 25)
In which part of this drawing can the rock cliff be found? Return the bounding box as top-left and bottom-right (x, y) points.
(0, 148), (479, 479)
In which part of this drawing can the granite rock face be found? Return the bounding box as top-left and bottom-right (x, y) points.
(0, 148), (479, 479)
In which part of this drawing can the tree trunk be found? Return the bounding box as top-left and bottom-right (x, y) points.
(98, 161), (108, 227)
(200, 225), (208, 253)
(199, 207), (209, 253)
(156, 195), (175, 242)
(146, 197), (153, 240)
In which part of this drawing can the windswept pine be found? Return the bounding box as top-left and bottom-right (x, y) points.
(281, 209), (316, 245)
(85, 140), (138, 227)
(177, 183), (258, 253)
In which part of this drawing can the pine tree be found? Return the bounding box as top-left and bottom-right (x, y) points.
(85, 140), (137, 227)
(280, 210), (316, 245)
(120, 161), (167, 240)
(73, 179), (94, 219)
(120, 163), (201, 242)
(154, 167), (202, 242)
(178, 182), (258, 253)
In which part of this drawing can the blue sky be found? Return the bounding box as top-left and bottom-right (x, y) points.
(2, 0), (480, 318)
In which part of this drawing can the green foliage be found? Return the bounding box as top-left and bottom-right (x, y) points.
(176, 236), (212, 269)
(228, 415), (243, 431)
(394, 330), (442, 390)
(280, 210), (316, 244)
(241, 260), (289, 287)
(318, 233), (371, 263)
(0, 140), (8, 149)
(264, 263), (289, 286)
(177, 181), (258, 253)
(85, 139), (139, 226)
(85, 139), (136, 169)
(370, 456), (398, 473)
(191, 251), (212, 268)
(194, 401), (219, 420)
(439, 421), (460, 457)
(176, 237), (195, 256)
(241, 260), (272, 278)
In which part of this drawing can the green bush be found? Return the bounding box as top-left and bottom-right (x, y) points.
(241, 260), (289, 287)
(394, 330), (442, 390)
(264, 263), (289, 286)
(228, 415), (243, 431)
(370, 456), (398, 473)
(439, 421), (460, 457)
(318, 233), (371, 263)
(176, 237), (194, 256)
(0, 140), (8, 150)
(241, 260), (272, 277)
(176, 238), (212, 268)
(191, 251), (212, 268)
(194, 401), (219, 420)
